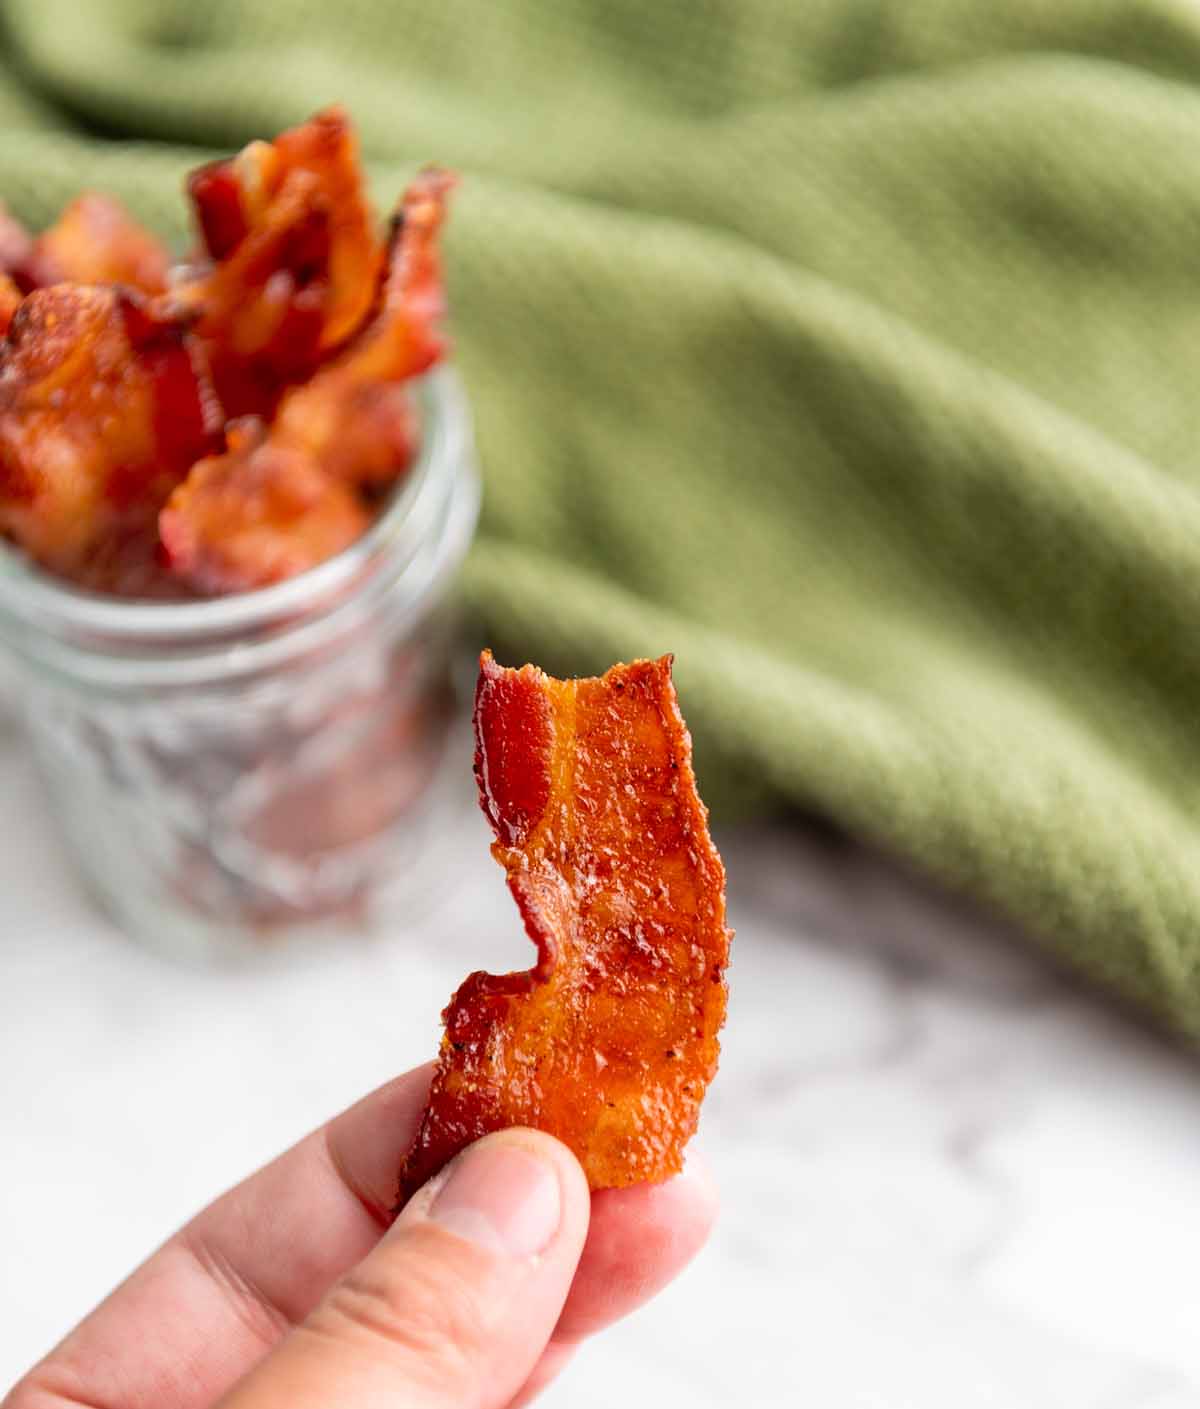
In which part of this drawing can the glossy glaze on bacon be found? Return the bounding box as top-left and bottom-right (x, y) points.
(397, 653), (732, 1203)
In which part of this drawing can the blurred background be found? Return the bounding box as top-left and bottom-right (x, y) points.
(6, 2), (1200, 1404)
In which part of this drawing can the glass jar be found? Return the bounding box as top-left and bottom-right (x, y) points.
(0, 367), (480, 962)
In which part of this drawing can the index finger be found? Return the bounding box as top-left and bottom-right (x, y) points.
(12, 1065), (434, 1409)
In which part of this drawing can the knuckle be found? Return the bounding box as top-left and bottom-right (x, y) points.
(179, 1229), (291, 1347)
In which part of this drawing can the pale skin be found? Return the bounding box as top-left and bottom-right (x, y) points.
(4, 1062), (717, 1409)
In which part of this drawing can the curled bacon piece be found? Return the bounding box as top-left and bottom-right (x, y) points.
(161, 169), (456, 593)
(159, 417), (369, 595)
(175, 106), (383, 418)
(397, 653), (732, 1204)
(0, 286), (218, 583)
(15, 194), (170, 296)
(269, 167), (455, 490)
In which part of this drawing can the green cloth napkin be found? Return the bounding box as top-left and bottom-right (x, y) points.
(3, 1), (1200, 1033)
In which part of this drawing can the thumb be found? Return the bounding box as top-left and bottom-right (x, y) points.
(216, 1129), (591, 1409)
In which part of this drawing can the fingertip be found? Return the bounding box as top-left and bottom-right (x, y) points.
(553, 1155), (720, 1341)
(591, 1150), (719, 1253)
(494, 1126), (592, 1211)
(670, 1148), (721, 1225)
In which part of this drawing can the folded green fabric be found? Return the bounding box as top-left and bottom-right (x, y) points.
(4, 0), (1200, 1032)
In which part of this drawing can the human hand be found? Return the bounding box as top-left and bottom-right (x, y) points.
(5, 1063), (716, 1408)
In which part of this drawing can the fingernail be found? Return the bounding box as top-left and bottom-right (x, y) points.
(426, 1138), (562, 1259)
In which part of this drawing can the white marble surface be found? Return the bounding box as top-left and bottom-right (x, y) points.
(4, 723), (1200, 1407)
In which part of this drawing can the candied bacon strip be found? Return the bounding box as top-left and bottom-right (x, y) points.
(160, 167), (456, 594)
(174, 106), (383, 418)
(159, 417), (370, 595)
(0, 286), (218, 581)
(15, 194), (170, 296)
(396, 653), (732, 1204)
(188, 109), (379, 341)
(267, 167), (455, 490)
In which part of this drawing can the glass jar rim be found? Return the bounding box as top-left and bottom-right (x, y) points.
(0, 366), (479, 687)
(0, 366), (463, 640)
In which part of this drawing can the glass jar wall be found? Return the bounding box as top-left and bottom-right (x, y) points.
(0, 368), (480, 961)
